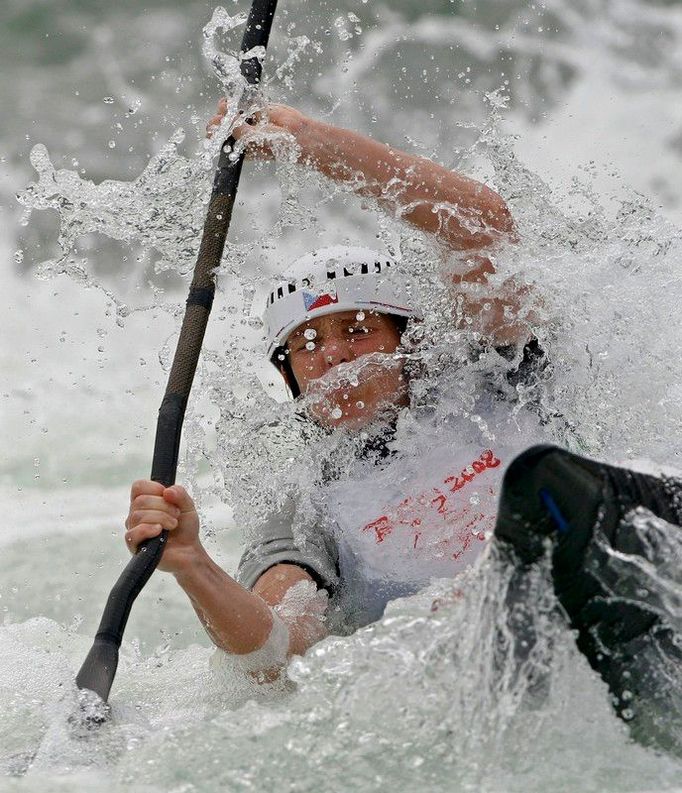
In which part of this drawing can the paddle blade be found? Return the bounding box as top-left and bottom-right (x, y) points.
(76, 637), (119, 705)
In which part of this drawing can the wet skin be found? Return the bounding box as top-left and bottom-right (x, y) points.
(285, 310), (409, 430)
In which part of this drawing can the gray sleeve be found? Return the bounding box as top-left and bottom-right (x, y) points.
(235, 495), (339, 593)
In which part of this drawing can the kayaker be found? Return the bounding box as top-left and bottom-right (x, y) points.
(123, 102), (682, 730)
(124, 101), (522, 668)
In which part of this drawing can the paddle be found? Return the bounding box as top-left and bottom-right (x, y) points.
(75, 0), (280, 707)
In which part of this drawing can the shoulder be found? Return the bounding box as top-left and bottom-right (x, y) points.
(236, 493), (340, 593)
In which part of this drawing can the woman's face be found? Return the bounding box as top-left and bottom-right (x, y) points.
(285, 310), (409, 430)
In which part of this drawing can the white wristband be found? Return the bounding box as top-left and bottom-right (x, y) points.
(210, 610), (290, 676)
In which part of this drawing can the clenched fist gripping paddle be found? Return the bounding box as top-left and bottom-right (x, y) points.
(76, 0), (280, 707)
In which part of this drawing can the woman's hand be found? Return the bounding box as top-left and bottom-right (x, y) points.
(124, 480), (202, 574)
(206, 99), (308, 160)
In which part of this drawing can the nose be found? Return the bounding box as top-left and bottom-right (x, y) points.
(322, 337), (354, 369)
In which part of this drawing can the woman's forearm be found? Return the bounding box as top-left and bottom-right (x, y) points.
(212, 101), (515, 251)
(174, 548), (274, 655)
(173, 549), (327, 666)
(295, 118), (514, 251)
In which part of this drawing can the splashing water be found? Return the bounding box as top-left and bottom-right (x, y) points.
(15, 7), (273, 290)
(5, 556), (682, 790)
(20, 131), (211, 282)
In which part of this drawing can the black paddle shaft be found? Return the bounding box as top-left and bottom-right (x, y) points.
(76, 0), (279, 703)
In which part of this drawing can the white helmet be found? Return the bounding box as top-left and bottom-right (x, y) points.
(263, 246), (420, 364)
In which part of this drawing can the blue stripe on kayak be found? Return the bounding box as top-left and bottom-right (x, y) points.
(539, 488), (570, 533)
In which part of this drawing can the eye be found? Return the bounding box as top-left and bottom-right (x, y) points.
(290, 328), (318, 354)
(291, 340), (315, 354)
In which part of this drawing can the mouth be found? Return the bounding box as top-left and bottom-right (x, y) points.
(300, 352), (406, 424)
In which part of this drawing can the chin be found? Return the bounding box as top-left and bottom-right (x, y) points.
(303, 375), (409, 431)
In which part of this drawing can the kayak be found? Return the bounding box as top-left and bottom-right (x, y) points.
(495, 444), (682, 754)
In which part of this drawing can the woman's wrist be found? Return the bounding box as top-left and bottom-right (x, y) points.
(171, 542), (211, 584)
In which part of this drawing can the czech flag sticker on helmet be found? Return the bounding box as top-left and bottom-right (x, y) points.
(302, 287), (338, 312)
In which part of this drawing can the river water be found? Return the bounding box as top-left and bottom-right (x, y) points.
(2, 0), (682, 790)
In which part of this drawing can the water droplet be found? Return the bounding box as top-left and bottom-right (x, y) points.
(356, 401), (365, 409)
(330, 407), (343, 420)
(355, 311), (365, 321)
(304, 328), (317, 340)
(108, 140), (116, 149)
(13, 249), (24, 264)
(103, 97), (115, 104)
(305, 341), (316, 351)
(126, 99), (142, 116)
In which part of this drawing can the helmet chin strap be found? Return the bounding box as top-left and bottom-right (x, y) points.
(276, 351), (301, 399)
